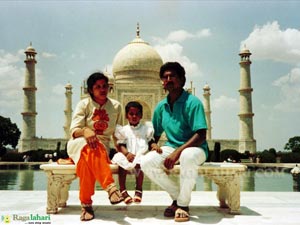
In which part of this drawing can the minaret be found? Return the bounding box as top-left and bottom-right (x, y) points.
(63, 82), (73, 139)
(20, 43), (37, 152)
(238, 46), (256, 153)
(203, 84), (212, 139)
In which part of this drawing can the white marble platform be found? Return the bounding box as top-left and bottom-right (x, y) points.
(1, 191), (300, 225)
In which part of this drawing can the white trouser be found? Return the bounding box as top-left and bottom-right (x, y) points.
(140, 146), (206, 207)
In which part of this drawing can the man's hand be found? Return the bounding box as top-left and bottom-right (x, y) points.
(164, 150), (180, 170)
(151, 143), (162, 154)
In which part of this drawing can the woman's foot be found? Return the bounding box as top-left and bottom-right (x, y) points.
(121, 190), (133, 205)
(106, 183), (124, 205)
(80, 205), (94, 221)
(133, 190), (143, 203)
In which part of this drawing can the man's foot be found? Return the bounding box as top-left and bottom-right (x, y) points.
(164, 200), (178, 217)
(219, 200), (229, 208)
(174, 207), (190, 222)
(106, 183), (124, 205)
(121, 190), (133, 205)
(133, 190), (143, 203)
(80, 205), (94, 221)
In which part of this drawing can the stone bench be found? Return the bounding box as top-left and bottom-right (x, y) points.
(40, 162), (247, 214)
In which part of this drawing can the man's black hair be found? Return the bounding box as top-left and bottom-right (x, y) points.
(159, 62), (186, 87)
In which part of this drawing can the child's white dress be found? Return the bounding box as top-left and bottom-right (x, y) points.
(111, 121), (154, 170)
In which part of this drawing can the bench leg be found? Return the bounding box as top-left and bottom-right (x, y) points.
(46, 173), (76, 214)
(210, 175), (241, 214)
(58, 178), (75, 207)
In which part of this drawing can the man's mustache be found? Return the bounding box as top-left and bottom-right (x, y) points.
(163, 80), (174, 86)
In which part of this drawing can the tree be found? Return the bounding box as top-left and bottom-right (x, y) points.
(268, 148), (277, 156)
(0, 115), (21, 156)
(284, 136), (300, 153)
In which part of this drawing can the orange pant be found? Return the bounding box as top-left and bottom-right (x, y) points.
(76, 144), (114, 205)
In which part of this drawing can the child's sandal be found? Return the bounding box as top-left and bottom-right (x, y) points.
(106, 183), (124, 205)
(133, 190), (142, 203)
(121, 190), (133, 205)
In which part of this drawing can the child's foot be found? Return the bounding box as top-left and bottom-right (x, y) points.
(121, 190), (133, 205)
(133, 190), (142, 204)
(106, 183), (124, 205)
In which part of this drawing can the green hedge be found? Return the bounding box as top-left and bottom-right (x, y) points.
(280, 152), (300, 163)
(1, 152), (23, 162)
(220, 149), (241, 162)
(257, 150), (276, 163)
(0, 149), (68, 162)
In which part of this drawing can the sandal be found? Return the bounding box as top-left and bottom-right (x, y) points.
(174, 207), (190, 222)
(164, 200), (178, 217)
(106, 183), (124, 205)
(80, 205), (94, 221)
(121, 190), (133, 205)
(133, 190), (142, 203)
(219, 200), (229, 208)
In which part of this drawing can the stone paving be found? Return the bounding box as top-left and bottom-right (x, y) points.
(1, 190), (300, 225)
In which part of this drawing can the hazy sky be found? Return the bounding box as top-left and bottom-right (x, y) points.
(0, 1), (299, 151)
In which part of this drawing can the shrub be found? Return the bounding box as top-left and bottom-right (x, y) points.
(1, 151), (23, 162)
(280, 152), (300, 163)
(57, 150), (69, 159)
(257, 150), (276, 163)
(23, 149), (56, 162)
(207, 151), (214, 162)
(220, 149), (241, 162)
(268, 148), (277, 157)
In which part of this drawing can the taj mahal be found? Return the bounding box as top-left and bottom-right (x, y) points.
(18, 25), (256, 154)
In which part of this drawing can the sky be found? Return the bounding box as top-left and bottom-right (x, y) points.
(0, 0), (299, 152)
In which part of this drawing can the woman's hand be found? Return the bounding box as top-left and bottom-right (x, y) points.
(82, 127), (99, 150)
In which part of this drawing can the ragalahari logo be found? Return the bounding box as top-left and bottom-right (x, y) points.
(1, 215), (11, 224)
(1, 214), (51, 224)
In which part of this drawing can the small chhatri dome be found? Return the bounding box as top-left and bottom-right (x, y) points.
(239, 44), (251, 55)
(203, 83), (210, 90)
(65, 82), (72, 89)
(112, 23), (163, 82)
(25, 42), (36, 54)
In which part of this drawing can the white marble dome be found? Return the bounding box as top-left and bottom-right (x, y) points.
(112, 28), (163, 82)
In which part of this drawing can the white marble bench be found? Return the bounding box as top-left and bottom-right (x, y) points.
(40, 162), (246, 214)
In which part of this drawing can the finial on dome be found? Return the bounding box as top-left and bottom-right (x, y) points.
(136, 22), (140, 38)
(203, 82), (210, 90)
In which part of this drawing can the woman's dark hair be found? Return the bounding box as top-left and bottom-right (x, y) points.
(86, 72), (109, 96)
(159, 62), (186, 87)
(125, 101), (143, 116)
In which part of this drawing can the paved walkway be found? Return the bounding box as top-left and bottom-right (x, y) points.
(1, 191), (300, 225)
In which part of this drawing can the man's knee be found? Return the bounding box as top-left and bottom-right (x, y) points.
(180, 148), (204, 165)
(140, 151), (157, 171)
(140, 154), (150, 171)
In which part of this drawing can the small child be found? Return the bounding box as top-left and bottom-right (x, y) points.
(112, 101), (158, 204)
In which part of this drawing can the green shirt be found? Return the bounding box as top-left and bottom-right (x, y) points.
(153, 90), (208, 158)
